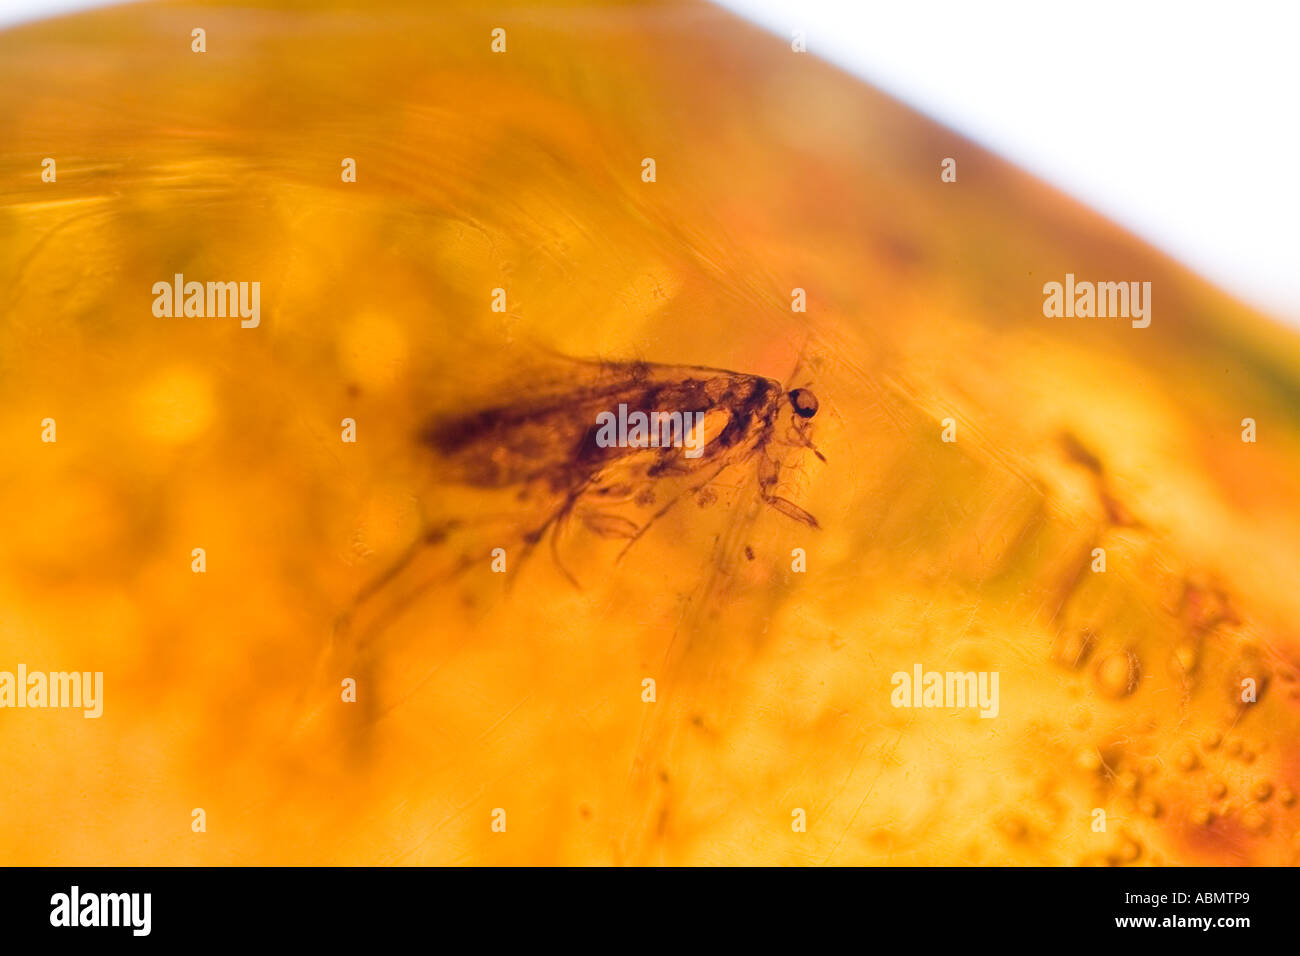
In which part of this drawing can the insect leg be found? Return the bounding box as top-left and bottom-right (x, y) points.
(337, 522), (458, 632)
(761, 493), (821, 528)
(287, 520), (467, 748)
(513, 485), (586, 588)
(756, 448), (821, 528)
(615, 459), (734, 562)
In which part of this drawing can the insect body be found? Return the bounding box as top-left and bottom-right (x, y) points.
(329, 355), (824, 668)
(420, 358), (824, 577)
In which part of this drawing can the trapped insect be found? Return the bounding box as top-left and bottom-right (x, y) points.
(331, 355), (826, 655)
(420, 357), (826, 578)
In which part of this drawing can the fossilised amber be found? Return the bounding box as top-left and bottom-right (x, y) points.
(1, 0), (1299, 866)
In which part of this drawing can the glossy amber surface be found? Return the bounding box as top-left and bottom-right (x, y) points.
(2, 0), (1299, 864)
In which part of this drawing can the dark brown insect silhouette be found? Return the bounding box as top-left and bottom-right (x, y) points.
(330, 356), (825, 662)
(421, 358), (825, 578)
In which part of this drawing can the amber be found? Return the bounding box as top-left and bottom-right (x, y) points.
(2, 0), (1299, 865)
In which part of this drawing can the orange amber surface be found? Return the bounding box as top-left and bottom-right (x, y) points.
(2, 0), (1299, 864)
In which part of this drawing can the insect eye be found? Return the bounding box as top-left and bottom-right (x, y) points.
(789, 388), (818, 419)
